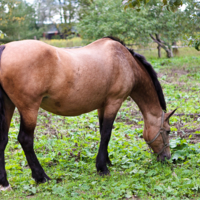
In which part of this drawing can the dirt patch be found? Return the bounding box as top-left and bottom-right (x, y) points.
(157, 68), (188, 78)
(170, 68), (189, 76)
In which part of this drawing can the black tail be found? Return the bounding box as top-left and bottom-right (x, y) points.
(0, 45), (6, 137)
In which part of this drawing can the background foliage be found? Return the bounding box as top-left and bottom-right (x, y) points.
(77, 0), (200, 57)
(1, 0), (200, 53)
(0, 0), (42, 43)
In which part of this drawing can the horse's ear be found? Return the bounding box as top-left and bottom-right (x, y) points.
(165, 108), (177, 121)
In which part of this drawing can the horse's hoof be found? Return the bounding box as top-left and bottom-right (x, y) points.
(0, 184), (12, 191)
(98, 170), (110, 176)
(34, 174), (51, 184)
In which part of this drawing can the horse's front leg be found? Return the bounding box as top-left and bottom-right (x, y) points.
(96, 101), (122, 175)
(18, 109), (50, 183)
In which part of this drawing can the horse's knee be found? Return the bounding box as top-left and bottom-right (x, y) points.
(18, 131), (33, 150)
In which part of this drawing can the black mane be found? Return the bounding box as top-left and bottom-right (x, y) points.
(103, 36), (166, 112)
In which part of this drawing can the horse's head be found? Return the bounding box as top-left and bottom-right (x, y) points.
(144, 109), (176, 161)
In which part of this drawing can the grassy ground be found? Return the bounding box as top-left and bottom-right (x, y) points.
(0, 47), (200, 199)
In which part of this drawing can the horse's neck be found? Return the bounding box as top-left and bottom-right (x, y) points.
(130, 68), (163, 126)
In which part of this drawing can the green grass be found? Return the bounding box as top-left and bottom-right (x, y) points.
(1, 50), (200, 199)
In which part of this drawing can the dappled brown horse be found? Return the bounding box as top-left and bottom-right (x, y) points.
(0, 37), (175, 190)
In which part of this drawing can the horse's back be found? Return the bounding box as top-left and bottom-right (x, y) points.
(52, 39), (136, 113)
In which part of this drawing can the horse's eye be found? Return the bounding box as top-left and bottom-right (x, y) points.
(166, 130), (170, 135)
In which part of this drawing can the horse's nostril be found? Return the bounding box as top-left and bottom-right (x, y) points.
(157, 153), (171, 162)
(164, 154), (171, 160)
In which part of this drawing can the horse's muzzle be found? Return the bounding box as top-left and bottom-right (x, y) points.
(157, 152), (171, 162)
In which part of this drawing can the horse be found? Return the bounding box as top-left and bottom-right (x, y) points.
(0, 36), (176, 190)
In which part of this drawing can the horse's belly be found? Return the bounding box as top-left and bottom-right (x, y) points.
(40, 96), (103, 116)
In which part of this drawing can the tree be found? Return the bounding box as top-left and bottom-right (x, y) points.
(35, 0), (59, 25)
(139, 1), (189, 57)
(123, 0), (183, 11)
(77, 0), (199, 58)
(77, 0), (93, 20)
(0, 0), (42, 43)
(77, 0), (144, 42)
(124, 0), (200, 57)
(58, 0), (79, 37)
(123, 0), (200, 52)
(184, 1), (200, 51)
(35, 0), (89, 38)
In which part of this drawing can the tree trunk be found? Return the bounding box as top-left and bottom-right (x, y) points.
(150, 34), (173, 58)
(157, 45), (161, 58)
(156, 34), (161, 58)
(166, 49), (173, 58)
(172, 41), (179, 56)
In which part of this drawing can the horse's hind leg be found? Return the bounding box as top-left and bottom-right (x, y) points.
(97, 108), (112, 166)
(96, 101), (122, 175)
(18, 109), (50, 183)
(0, 93), (15, 189)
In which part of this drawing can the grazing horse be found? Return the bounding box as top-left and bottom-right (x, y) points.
(0, 37), (175, 190)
